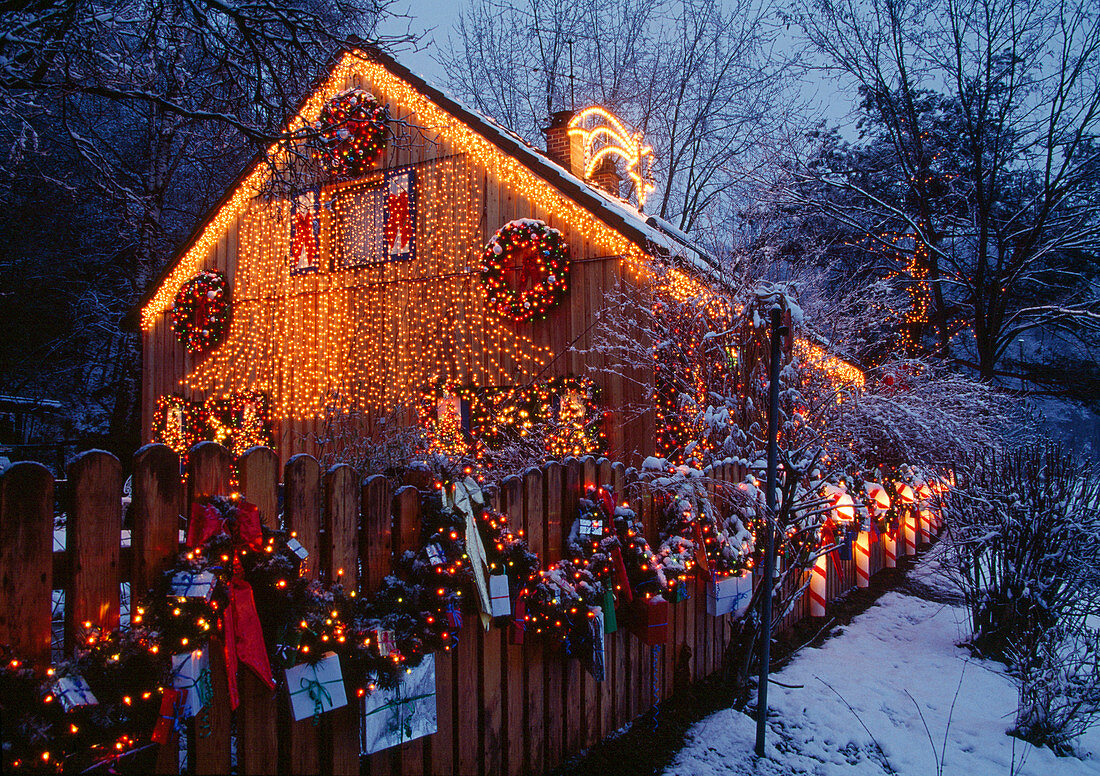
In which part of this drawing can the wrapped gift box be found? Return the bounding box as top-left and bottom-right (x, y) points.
(579, 608), (605, 682)
(577, 517), (603, 539)
(372, 628), (397, 657)
(52, 675), (98, 712)
(628, 595), (669, 645)
(488, 574), (511, 618)
(601, 588), (617, 634)
(363, 654), (437, 754)
(706, 570), (753, 618)
(170, 648), (212, 718)
(170, 569), (216, 600)
(425, 542), (446, 567)
(286, 537), (309, 561)
(286, 652), (348, 722)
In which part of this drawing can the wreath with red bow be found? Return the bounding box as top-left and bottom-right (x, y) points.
(480, 219), (570, 322)
(170, 270), (231, 353)
(314, 88), (388, 178)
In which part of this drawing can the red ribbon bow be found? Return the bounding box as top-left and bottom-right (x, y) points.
(819, 518), (843, 570)
(186, 500), (273, 709)
(385, 189), (411, 254)
(610, 545), (633, 604)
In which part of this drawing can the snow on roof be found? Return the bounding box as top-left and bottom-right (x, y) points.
(131, 46), (721, 325)
(367, 49), (721, 274)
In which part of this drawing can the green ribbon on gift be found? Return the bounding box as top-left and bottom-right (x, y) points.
(365, 689), (436, 742)
(194, 667), (213, 709)
(289, 671), (343, 725)
(601, 588), (617, 634)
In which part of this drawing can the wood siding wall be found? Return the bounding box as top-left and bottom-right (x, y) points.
(0, 444), (921, 775)
(142, 63), (655, 466)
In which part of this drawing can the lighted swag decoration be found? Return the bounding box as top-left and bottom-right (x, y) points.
(0, 484), (756, 773)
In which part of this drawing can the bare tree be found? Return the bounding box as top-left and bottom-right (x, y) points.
(0, 0), (414, 449)
(437, 0), (799, 232)
(787, 0), (1100, 387)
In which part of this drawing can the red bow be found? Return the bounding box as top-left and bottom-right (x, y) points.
(597, 486), (615, 520)
(187, 501), (263, 551)
(819, 518), (842, 570)
(186, 500), (273, 709)
(692, 521), (712, 581)
(610, 545), (633, 604)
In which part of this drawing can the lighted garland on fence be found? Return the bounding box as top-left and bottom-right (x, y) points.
(480, 218), (570, 322)
(312, 88), (388, 178)
(170, 270), (231, 354)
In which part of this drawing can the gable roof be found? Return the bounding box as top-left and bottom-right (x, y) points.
(132, 46), (716, 330)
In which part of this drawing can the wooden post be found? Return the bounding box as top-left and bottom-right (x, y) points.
(187, 442), (233, 776)
(324, 465), (363, 776)
(235, 447), (279, 776)
(131, 444), (183, 596)
(393, 485), (427, 775)
(542, 461), (565, 768)
(282, 454), (322, 776)
(65, 450), (123, 649)
(0, 462), (54, 664)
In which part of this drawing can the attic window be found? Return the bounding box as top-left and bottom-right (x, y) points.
(332, 167), (417, 270)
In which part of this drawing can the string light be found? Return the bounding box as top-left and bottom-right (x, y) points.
(567, 106), (655, 207)
(140, 50), (660, 423)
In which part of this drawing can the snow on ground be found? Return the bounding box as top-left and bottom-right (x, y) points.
(664, 548), (1100, 775)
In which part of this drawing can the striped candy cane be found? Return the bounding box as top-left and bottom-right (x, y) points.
(855, 531), (871, 588)
(883, 528), (897, 568)
(809, 554), (827, 617)
(904, 508), (917, 557)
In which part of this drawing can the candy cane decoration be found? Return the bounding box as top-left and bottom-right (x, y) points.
(854, 530), (871, 588)
(903, 507), (917, 557)
(883, 527), (897, 568)
(809, 554), (827, 617)
(919, 508), (933, 544)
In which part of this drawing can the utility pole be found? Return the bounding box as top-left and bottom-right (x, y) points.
(755, 305), (786, 757)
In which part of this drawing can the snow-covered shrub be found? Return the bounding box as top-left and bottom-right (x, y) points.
(1010, 614), (1100, 755)
(944, 445), (1100, 752)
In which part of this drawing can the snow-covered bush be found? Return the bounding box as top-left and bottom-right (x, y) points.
(943, 445), (1100, 752)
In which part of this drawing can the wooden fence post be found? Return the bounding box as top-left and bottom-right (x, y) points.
(281, 454), (323, 776)
(542, 460), (564, 768)
(187, 442), (233, 775)
(392, 485), (429, 775)
(522, 467), (546, 775)
(0, 462), (54, 664)
(324, 465), (363, 776)
(132, 444), (183, 597)
(65, 450), (123, 652)
(236, 447), (280, 776)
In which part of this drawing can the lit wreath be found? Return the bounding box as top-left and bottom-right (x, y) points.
(480, 219), (570, 322)
(170, 270), (231, 353)
(151, 395), (206, 458)
(314, 88), (388, 178)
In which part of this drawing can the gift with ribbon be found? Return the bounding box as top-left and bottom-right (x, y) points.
(169, 569), (216, 601)
(170, 648), (212, 719)
(372, 628), (398, 657)
(286, 537), (309, 562)
(52, 674), (97, 712)
(444, 599), (463, 630)
(425, 542), (446, 567)
(705, 570), (752, 617)
(286, 652), (348, 723)
(452, 478), (494, 629)
(151, 688), (188, 745)
(577, 515), (604, 539)
(363, 654), (437, 754)
(628, 595), (668, 645)
(579, 607), (606, 682)
(489, 573), (511, 618)
(601, 587), (618, 634)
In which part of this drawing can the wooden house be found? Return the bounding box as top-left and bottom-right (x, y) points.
(136, 47), (719, 466)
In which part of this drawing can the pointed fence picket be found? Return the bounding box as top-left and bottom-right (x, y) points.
(0, 445), (929, 775)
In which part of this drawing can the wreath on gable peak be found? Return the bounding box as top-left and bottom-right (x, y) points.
(480, 218), (570, 322)
(170, 269), (231, 353)
(313, 88), (388, 178)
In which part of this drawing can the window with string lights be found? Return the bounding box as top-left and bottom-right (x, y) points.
(332, 166), (417, 270)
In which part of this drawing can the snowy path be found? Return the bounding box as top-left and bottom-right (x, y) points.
(663, 553), (1100, 775)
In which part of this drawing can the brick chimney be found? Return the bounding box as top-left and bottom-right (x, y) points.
(590, 155), (622, 198)
(542, 110), (584, 177)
